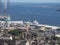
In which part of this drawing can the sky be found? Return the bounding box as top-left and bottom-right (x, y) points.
(9, 0), (60, 3)
(2, 0), (60, 3)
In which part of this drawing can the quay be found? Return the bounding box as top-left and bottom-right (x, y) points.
(0, 20), (60, 31)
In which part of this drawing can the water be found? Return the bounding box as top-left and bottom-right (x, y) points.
(4, 3), (60, 26)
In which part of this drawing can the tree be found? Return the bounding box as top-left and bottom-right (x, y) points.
(8, 30), (21, 36)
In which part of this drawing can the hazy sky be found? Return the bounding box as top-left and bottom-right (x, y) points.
(9, 0), (60, 2)
(2, 0), (60, 3)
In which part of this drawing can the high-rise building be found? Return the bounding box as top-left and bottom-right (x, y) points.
(0, 0), (11, 21)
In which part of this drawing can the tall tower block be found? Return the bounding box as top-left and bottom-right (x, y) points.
(0, 0), (2, 15)
(7, 0), (10, 15)
(7, 0), (11, 21)
(0, 0), (11, 21)
(4, 0), (11, 21)
(4, 0), (7, 16)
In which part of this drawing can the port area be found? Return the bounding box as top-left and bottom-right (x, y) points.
(0, 20), (60, 45)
